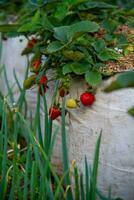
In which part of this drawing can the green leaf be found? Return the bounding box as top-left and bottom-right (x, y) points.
(62, 64), (73, 75)
(71, 62), (89, 75)
(53, 26), (69, 42)
(61, 98), (73, 199)
(67, 21), (99, 40)
(47, 41), (65, 53)
(128, 21), (134, 29)
(62, 62), (89, 75)
(78, 2), (117, 10)
(97, 48), (120, 61)
(102, 19), (118, 33)
(128, 107), (134, 117)
(92, 39), (105, 52)
(85, 70), (102, 86)
(54, 3), (68, 20)
(0, 24), (19, 32)
(18, 23), (35, 32)
(32, 10), (41, 23)
(62, 50), (85, 61)
(64, 0), (86, 5)
(6, 31), (22, 38)
(42, 15), (54, 31)
(18, 10), (42, 33)
(53, 21), (99, 42)
(104, 70), (134, 92)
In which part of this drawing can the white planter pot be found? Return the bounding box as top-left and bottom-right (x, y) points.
(68, 78), (134, 200)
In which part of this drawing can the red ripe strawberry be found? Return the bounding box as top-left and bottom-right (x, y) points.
(49, 106), (61, 120)
(39, 76), (48, 85)
(32, 59), (41, 69)
(80, 92), (95, 106)
(27, 37), (38, 48)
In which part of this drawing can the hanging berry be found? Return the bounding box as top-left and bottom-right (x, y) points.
(49, 106), (61, 120)
(80, 92), (95, 106)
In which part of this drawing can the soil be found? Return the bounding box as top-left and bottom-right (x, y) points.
(99, 25), (134, 75)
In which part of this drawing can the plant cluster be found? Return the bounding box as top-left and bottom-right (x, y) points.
(1, 0), (133, 119)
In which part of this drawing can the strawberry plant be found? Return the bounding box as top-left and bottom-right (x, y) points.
(0, 0), (133, 98)
(0, 1), (134, 199)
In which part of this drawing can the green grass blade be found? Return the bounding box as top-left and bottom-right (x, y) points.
(34, 92), (43, 147)
(90, 132), (102, 200)
(0, 103), (8, 199)
(61, 97), (73, 200)
(41, 87), (49, 152)
(54, 171), (68, 200)
(3, 67), (15, 104)
(85, 157), (90, 200)
(30, 161), (38, 200)
(23, 147), (32, 200)
(13, 69), (23, 93)
(74, 166), (80, 200)
(80, 173), (85, 200)
(17, 56), (29, 112)
(9, 115), (19, 200)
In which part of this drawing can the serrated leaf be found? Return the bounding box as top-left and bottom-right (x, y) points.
(92, 39), (105, 52)
(97, 48), (120, 61)
(67, 21), (99, 40)
(62, 62), (89, 75)
(47, 41), (64, 53)
(102, 19), (118, 33)
(85, 70), (102, 86)
(54, 3), (68, 20)
(18, 10), (42, 33)
(53, 26), (69, 42)
(42, 15), (54, 31)
(62, 64), (73, 75)
(71, 62), (89, 75)
(62, 50), (85, 61)
(53, 20), (99, 42)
